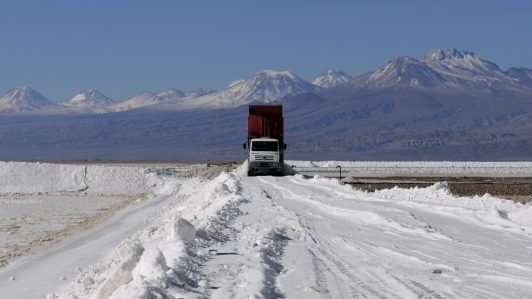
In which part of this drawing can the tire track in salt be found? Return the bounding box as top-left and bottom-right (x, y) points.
(256, 176), (410, 298)
(277, 176), (525, 298)
(255, 176), (458, 298)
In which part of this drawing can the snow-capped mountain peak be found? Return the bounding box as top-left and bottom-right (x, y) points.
(420, 48), (503, 76)
(367, 56), (447, 88)
(259, 69), (298, 79)
(2, 86), (49, 104)
(63, 89), (115, 113)
(180, 69), (322, 109)
(358, 48), (526, 91)
(0, 86), (57, 113)
(224, 70), (320, 105)
(421, 48), (473, 62)
(66, 89), (114, 106)
(242, 70), (304, 88)
(313, 69), (352, 88)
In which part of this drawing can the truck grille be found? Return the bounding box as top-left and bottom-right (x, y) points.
(254, 155), (274, 161)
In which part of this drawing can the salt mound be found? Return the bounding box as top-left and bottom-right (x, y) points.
(342, 175), (355, 183)
(0, 162), (87, 193)
(171, 218), (196, 241)
(95, 243), (144, 299)
(0, 162), (153, 194)
(85, 165), (152, 194)
(132, 247), (169, 282)
(431, 181), (451, 194)
(233, 160), (248, 177)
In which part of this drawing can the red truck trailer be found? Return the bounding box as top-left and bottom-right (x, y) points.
(243, 105), (286, 176)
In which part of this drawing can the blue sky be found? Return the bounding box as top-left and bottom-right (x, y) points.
(1, 0), (531, 101)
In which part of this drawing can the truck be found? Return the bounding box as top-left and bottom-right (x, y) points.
(243, 104), (286, 176)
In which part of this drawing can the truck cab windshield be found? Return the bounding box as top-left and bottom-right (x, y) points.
(251, 141), (278, 151)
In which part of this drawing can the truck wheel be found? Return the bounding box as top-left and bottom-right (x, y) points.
(247, 170), (254, 177)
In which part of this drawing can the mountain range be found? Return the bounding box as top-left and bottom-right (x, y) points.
(1, 48), (532, 161)
(0, 69), (345, 114)
(281, 48), (532, 160)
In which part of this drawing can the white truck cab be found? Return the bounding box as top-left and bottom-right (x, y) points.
(246, 137), (282, 176)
